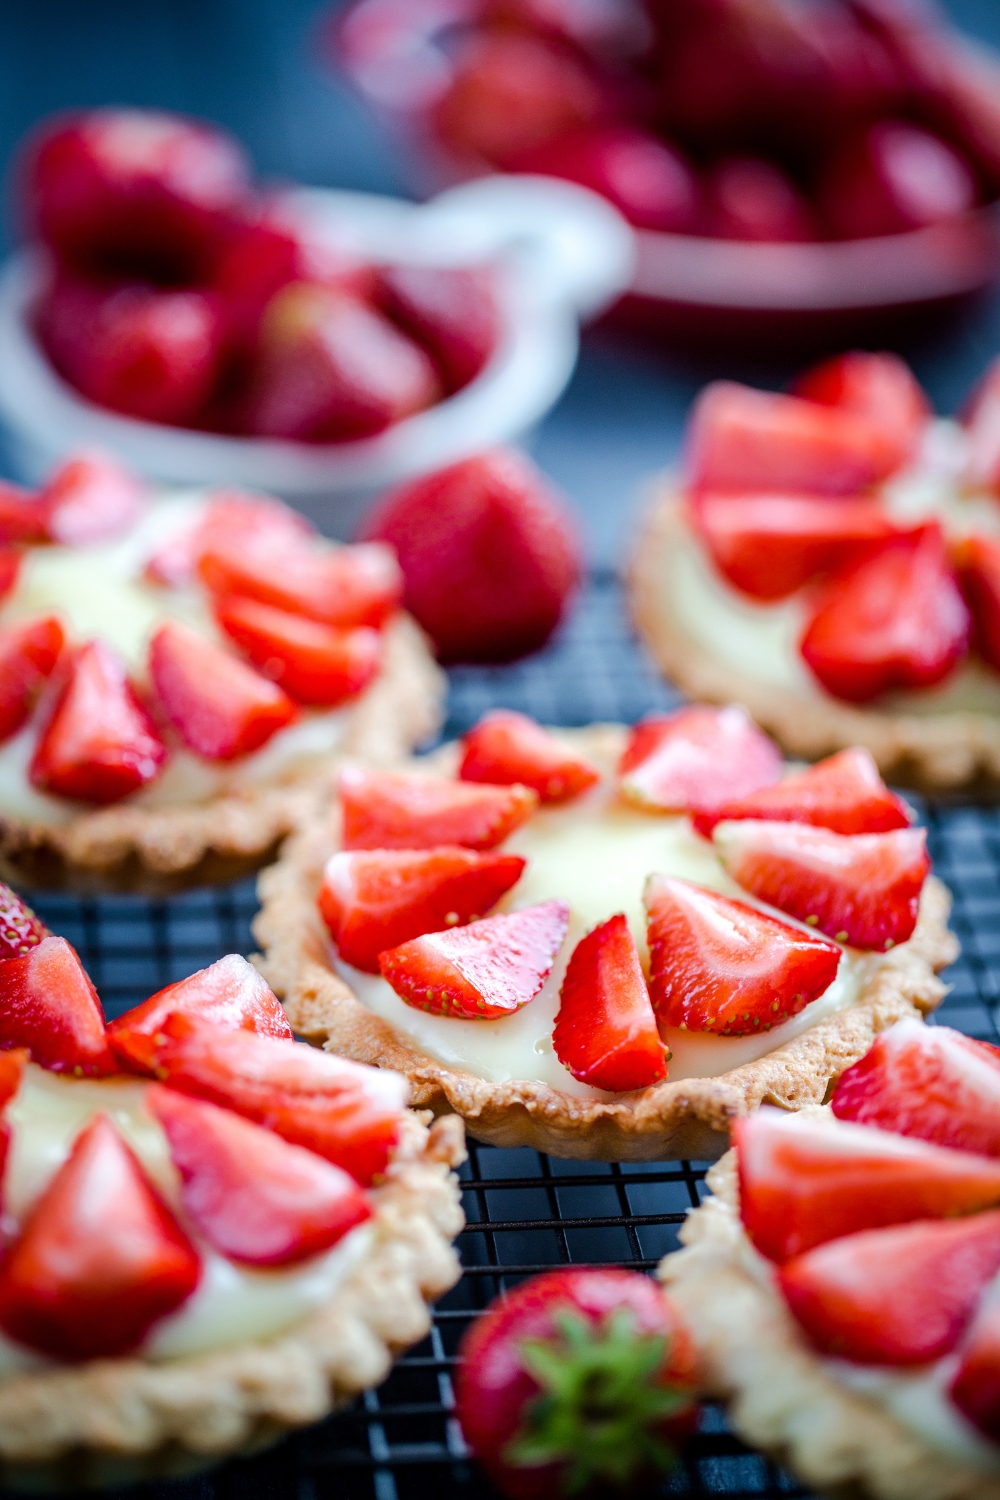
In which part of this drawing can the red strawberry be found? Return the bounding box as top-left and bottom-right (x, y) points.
(379, 900), (570, 1020)
(693, 494), (896, 601)
(455, 1267), (698, 1500)
(512, 125), (700, 234)
(215, 595), (382, 706)
(199, 536), (401, 631)
(30, 640), (167, 804)
(956, 532), (1000, 671)
(0, 882), (47, 961)
(704, 157), (816, 242)
(794, 351), (930, 472)
(950, 1302), (1000, 1442)
(685, 381), (904, 497)
(0, 547), (21, 605)
(144, 490), (314, 589)
(618, 705), (781, 815)
(801, 523), (971, 702)
(713, 820), (929, 950)
(963, 357), (1000, 496)
(0, 1050), (27, 1189)
(0, 935), (115, 1076)
(0, 480), (50, 544)
(694, 746), (913, 838)
(819, 120), (977, 240)
(0, 616), (65, 745)
(360, 452), (581, 664)
(777, 1212), (1000, 1366)
(147, 1086), (372, 1267)
(376, 264), (500, 393)
(553, 914), (667, 1091)
(735, 1108), (1000, 1264)
(149, 620), (296, 761)
(460, 711), (599, 803)
(0, 1114), (200, 1361)
(338, 766), (538, 851)
(144, 1013), (406, 1183)
(644, 876), (841, 1037)
(832, 1019), (1000, 1157)
(319, 846), (526, 974)
(108, 953), (291, 1074)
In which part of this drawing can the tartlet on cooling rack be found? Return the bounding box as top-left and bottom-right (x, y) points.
(629, 351), (1000, 790)
(659, 1023), (1000, 1500)
(254, 707), (956, 1162)
(0, 453), (442, 893)
(0, 886), (463, 1487)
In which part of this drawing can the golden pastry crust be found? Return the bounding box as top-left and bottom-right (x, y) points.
(253, 725), (958, 1163)
(629, 490), (1000, 791)
(0, 1111), (465, 1488)
(658, 1143), (1000, 1500)
(0, 616), (444, 894)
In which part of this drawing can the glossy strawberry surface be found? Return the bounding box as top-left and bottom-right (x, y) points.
(514, 125), (700, 233)
(793, 350), (930, 471)
(704, 156), (815, 242)
(644, 875), (841, 1037)
(618, 705), (781, 814)
(553, 914), (667, 1091)
(40, 452), (147, 546)
(694, 747), (912, 837)
(379, 900), (570, 1020)
(144, 490), (315, 589)
(215, 594), (382, 706)
(459, 710), (599, 802)
(0, 935), (116, 1076)
(338, 766), (538, 851)
(377, 264), (500, 393)
(0, 616), (65, 745)
(820, 119), (977, 239)
(199, 535), (401, 630)
(0, 881), (48, 962)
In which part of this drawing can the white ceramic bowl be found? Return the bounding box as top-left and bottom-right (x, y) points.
(0, 175), (635, 535)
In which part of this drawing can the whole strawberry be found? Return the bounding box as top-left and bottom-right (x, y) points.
(455, 1267), (699, 1499)
(360, 450), (581, 663)
(0, 881), (48, 963)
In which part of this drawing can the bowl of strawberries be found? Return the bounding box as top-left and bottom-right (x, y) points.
(335, 0), (1000, 349)
(0, 109), (634, 533)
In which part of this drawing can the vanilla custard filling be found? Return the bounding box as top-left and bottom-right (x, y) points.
(0, 494), (353, 822)
(0, 1063), (373, 1374)
(340, 769), (866, 1098)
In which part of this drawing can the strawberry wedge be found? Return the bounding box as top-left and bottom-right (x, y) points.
(793, 351), (930, 473)
(145, 491), (315, 588)
(736, 1108), (1000, 1263)
(0, 1050), (28, 1183)
(379, 900), (570, 1020)
(832, 1019), (1000, 1157)
(319, 846), (526, 973)
(778, 1212), (1000, 1366)
(713, 820), (929, 950)
(694, 747), (912, 838)
(0, 616), (65, 745)
(40, 453), (147, 545)
(553, 914), (667, 1091)
(150, 620), (297, 761)
(339, 766), (538, 851)
(199, 536), (402, 630)
(0, 935), (116, 1076)
(459, 711), (600, 803)
(956, 532), (1000, 672)
(951, 1302), (1000, 1442)
(0, 879), (48, 961)
(644, 876), (841, 1037)
(215, 595), (382, 706)
(618, 705), (781, 815)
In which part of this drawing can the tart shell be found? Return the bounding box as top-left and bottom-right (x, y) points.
(658, 1140), (1000, 1500)
(0, 1111), (465, 1489)
(253, 725), (958, 1164)
(629, 490), (1000, 793)
(0, 616), (444, 895)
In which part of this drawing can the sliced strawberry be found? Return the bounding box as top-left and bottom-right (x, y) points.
(832, 1019), (1000, 1157)
(147, 1085), (372, 1267)
(459, 711), (600, 803)
(713, 821), (929, 951)
(777, 1212), (1000, 1366)
(199, 536), (402, 630)
(964, 356), (1000, 496)
(29, 640), (167, 804)
(0, 1050), (27, 1189)
(0, 480), (49, 544)
(552, 914), (667, 1091)
(339, 765), (538, 851)
(693, 747), (913, 838)
(376, 264), (500, 394)
(0, 880), (48, 961)
(0, 616), (65, 745)
(144, 490), (315, 589)
(0, 935), (115, 1076)
(950, 1302), (1000, 1442)
(40, 452), (147, 545)
(379, 900), (570, 1020)
(736, 1108), (1000, 1264)
(319, 846), (526, 974)
(800, 524), (971, 702)
(145, 1013), (406, 1183)
(685, 381), (903, 497)
(215, 594), (382, 706)
(0, 1114), (200, 1361)
(108, 953), (292, 1073)
(693, 494), (897, 601)
(955, 532), (1000, 672)
(618, 705), (781, 816)
(149, 620), (296, 761)
(793, 351), (930, 473)
(644, 876), (841, 1037)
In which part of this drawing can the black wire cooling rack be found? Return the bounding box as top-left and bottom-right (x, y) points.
(23, 571), (1000, 1500)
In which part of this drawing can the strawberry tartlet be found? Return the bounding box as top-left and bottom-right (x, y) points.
(0, 453), (442, 890)
(659, 1021), (1000, 1499)
(0, 881), (462, 1485)
(630, 351), (1000, 789)
(255, 707), (956, 1161)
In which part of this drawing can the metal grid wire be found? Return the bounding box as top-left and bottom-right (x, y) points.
(22, 571), (999, 1500)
